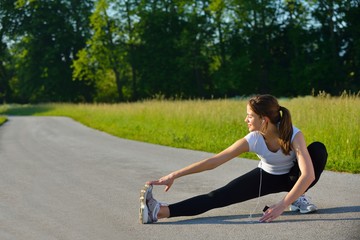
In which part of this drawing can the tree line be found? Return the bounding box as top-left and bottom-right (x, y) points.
(1, 0), (359, 103)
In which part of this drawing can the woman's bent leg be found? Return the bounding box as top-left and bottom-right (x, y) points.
(288, 141), (328, 190)
(307, 141), (328, 189)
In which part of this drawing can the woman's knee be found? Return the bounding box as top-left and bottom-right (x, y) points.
(308, 142), (328, 159)
(307, 141), (328, 189)
(308, 142), (328, 168)
(207, 189), (229, 206)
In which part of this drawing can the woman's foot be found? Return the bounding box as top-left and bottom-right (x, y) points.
(139, 184), (167, 224)
(290, 195), (317, 213)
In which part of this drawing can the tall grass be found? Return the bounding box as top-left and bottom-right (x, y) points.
(0, 94), (359, 173)
(284, 95), (359, 173)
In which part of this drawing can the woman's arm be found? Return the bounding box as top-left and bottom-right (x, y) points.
(282, 132), (316, 205)
(147, 138), (250, 192)
(260, 131), (315, 222)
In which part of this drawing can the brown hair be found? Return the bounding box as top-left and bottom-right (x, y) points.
(248, 94), (293, 155)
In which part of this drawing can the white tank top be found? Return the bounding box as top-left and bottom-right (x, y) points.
(244, 126), (300, 175)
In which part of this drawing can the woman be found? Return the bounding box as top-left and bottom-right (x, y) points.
(139, 94), (327, 223)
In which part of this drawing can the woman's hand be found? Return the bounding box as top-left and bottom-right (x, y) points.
(259, 200), (287, 223)
(146, 173), (175, 192)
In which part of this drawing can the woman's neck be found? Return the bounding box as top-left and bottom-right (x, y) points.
(262, 124), (281, 152)
(262, 124), (279, 140)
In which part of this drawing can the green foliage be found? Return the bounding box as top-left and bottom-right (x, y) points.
(2, 0), (95, 103)
(133, 0), (214, 98)
(72, 0), (138, 101)
(0, 116), (7, 125)
(1, 0), (359, 102)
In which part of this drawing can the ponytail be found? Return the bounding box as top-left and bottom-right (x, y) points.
(278, 106), (293, 155)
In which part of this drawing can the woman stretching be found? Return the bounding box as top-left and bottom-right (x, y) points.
(139, 94), (327, 223)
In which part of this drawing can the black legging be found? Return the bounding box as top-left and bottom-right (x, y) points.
(168, 142), (328, 217)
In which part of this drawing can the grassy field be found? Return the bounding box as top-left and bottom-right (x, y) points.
(0, 116), (7, 125)
(0, 95), (359, 173)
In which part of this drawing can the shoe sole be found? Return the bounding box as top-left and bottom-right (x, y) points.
(139, 184), (151, 224)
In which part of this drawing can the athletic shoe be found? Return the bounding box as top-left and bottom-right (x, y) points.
(139, 184), (152, 224)
(139, 184), (168, 224)
(290, 195), (317, 213)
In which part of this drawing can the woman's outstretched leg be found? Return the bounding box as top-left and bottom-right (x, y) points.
(167, 168), (263, 218)
(168, 168), (289, 218)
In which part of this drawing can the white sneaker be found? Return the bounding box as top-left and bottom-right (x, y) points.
(290, 195), (317, 214)
(139, 184), (151, 224)
(139, 184), (168, 224)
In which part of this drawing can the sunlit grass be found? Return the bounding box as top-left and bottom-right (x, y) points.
(284, 95), (359, 173)
(1, 94), (359, 173)
(0, 116), (7, 125)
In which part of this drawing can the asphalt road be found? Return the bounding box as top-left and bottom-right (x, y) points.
(0, 116), (359, 240)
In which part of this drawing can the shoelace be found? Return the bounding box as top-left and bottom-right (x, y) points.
(299, 196), (311, 205)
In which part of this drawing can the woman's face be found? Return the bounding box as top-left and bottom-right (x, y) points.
(245, 104), (263, 132)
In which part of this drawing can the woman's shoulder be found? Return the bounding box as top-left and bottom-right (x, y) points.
(293, 125), (300, 133)
(245, 130), (262, 137)
(244, 131), (263, 142)
(291, 125), (301, 141)
(244, 131), (265, 152)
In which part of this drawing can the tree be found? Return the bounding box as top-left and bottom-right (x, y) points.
(310, 0), (350, 94)
(224, 0), (283, 95)
(134, 0), (215, 99)
(9, 0), (94, 102)
(341, 0), (360, 92)
(0, 0), (23, 102)
(2, 0), (359, 102)
(175, 0), (214, 98)
(73, 0), (140, 102)
(270, 0), (314, 96)
(134, 0), (183, 98)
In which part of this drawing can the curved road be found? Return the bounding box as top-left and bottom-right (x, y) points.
(0, 116), (359, 239)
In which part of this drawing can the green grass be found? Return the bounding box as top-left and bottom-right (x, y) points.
(0, 95), (359, 173)
(0, 116), (7, 125)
